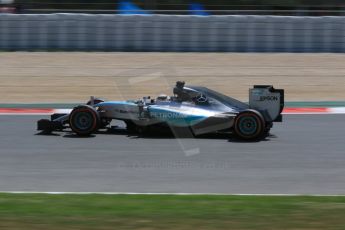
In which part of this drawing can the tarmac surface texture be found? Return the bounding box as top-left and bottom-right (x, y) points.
(0, 114), (344, 194)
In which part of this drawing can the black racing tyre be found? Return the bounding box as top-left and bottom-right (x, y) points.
(86, 98), (110, 128)
(234, 110), (265, 140)
(69, 105), (100, 136)
(135, 125), (148, 135)
(263, 122), (273, 136)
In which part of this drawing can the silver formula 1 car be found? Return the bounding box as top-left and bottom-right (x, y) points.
(37, 81), (284, 140)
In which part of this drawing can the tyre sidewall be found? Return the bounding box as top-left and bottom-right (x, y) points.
(234, 110), (265, 140)
(69, 106), (100, 135)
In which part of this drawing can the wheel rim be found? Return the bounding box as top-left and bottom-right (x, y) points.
(73, 111), (94, 131)
(238, 116), (258, 136)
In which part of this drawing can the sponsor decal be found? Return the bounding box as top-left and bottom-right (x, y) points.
(151, 111), (188, 119)
(259, 95), (279, 101)
(113, 108), (137, 114)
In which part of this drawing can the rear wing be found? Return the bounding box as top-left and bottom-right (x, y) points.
(249, 85), (284, 122)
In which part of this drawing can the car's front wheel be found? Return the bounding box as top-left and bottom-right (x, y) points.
(233, 110), (265, 140)
(69, 105), (100, 136)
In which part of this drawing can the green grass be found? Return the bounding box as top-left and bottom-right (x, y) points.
(0, 194), (345, 230)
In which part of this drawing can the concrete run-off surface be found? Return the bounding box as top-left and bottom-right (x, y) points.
(1, 52), (345, 103)
(0, 114), (344, 194)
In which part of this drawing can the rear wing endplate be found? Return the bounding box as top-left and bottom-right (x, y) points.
(249, 85), (284, 122)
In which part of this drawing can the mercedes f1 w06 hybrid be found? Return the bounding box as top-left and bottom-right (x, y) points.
(37, 81), (284, 140)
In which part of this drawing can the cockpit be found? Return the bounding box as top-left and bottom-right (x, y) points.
(139, 81), (209, 105)
(173, 81), (209, 105)
(137, 81), (248, 111)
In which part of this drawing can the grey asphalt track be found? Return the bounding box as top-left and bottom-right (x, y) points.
(0, 114), (344, 194)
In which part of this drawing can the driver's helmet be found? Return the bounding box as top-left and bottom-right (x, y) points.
(156, 94), (169, 101)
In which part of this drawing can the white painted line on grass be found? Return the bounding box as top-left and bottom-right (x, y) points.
(0, 191), (344, 196)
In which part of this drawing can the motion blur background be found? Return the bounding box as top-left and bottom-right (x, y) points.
(1, 0), (345, 102)
(2, 0), (345, 15)
(2, 0), (345, 52)
(2, 3), (345, 230)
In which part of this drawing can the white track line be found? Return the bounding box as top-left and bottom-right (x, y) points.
(54, 109), (72, 114)
(1, 107), (345, 115)
(1, 109), (345, 115)
(0, 191), (344, 196)
(330, 107), (345, 114)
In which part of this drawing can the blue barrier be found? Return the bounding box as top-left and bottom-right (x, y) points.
(189, 3), (210, 16)
(118, 1), (150, 15)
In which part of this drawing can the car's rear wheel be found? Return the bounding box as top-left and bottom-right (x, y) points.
(234, 110), (265, 140)
(69, 105), (100, 136)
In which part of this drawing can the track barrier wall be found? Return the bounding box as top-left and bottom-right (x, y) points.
(1, 14), (345, 52)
